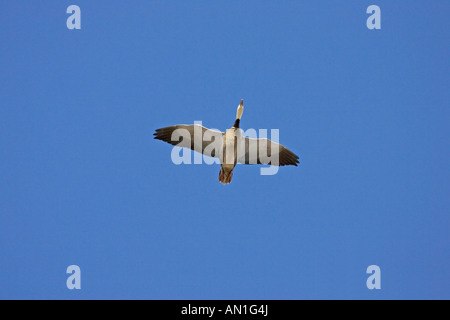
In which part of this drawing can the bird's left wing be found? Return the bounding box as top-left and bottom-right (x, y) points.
(154, 124), (223, 158)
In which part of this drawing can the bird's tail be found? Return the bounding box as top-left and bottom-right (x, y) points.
(218, 167), (233, 184)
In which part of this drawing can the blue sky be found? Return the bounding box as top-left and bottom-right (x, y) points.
(0, 1), (449, 299)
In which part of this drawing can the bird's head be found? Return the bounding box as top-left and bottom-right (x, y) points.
(236, 99), (244, 120)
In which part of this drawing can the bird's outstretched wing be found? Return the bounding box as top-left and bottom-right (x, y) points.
(237, 137), (299, 166)
(154, 124), (223, 158)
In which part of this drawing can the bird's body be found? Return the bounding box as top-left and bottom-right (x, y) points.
(154, 100), (299, 184)
(219, 127), (239, 184)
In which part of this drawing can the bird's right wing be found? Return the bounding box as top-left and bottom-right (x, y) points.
(237, 136), (299, 166)
(154, 124), (223, 158)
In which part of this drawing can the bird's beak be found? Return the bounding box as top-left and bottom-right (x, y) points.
(236, 100), (244, 120)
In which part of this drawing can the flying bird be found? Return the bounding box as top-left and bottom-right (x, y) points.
(154, 100), (299, 184)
